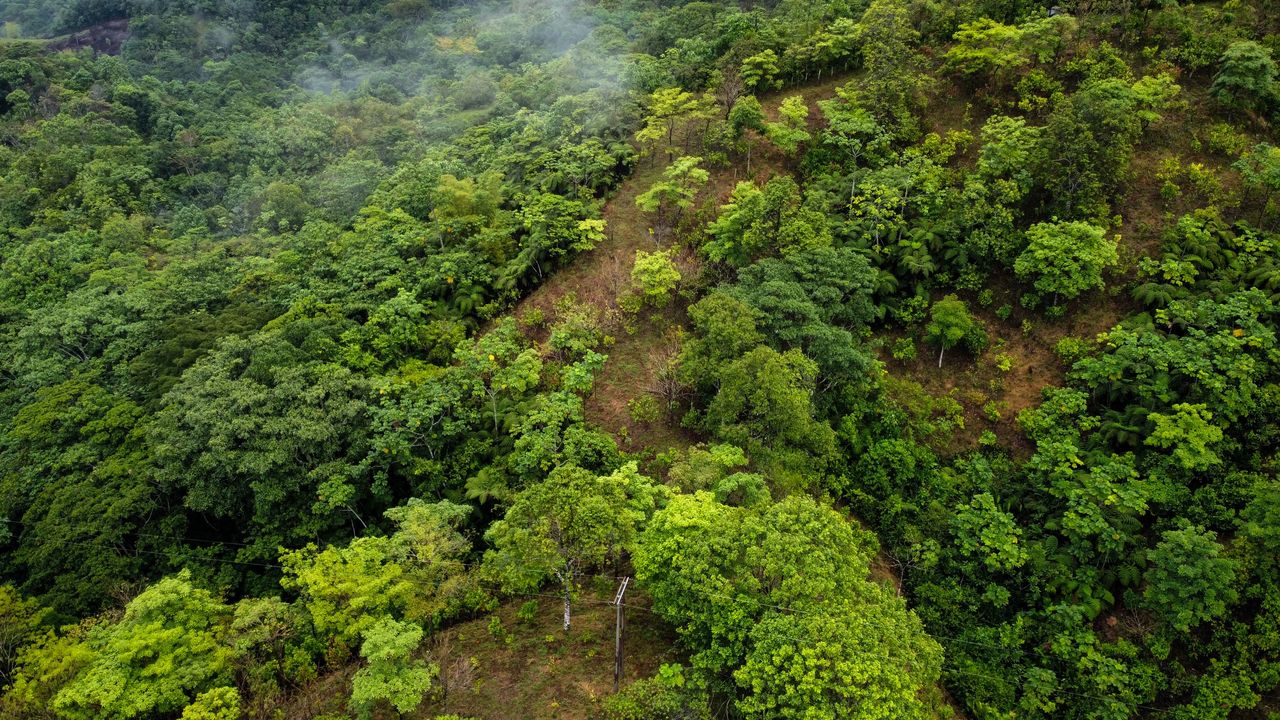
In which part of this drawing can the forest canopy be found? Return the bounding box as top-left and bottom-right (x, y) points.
(2, 0), (1280, 718)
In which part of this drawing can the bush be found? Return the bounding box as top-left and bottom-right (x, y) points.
(631, 249), (682, 307)
(995, 304), (1014, 320)
(892, 294), (930, 327)
(628, 395), (661, 424)
(516, 600), (539, 625)
(1206, 122), (1252, 157)
(963, 323), (989, 354)
(982, 401), (1001, 422)
(1055, 336), (1092, 364)
(599, 666), (709, 720)
(892, 337), (917, 361)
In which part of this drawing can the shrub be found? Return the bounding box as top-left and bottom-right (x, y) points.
(628, 395), (661, 424)
(600, 666), (710, 720)
(892, 337), (918, 361)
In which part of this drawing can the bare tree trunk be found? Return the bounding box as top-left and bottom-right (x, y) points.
(563, 580), (572, 631)
(938, 345), (945, 368)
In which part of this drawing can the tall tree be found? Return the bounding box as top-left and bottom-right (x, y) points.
(484, 463), (661, 630)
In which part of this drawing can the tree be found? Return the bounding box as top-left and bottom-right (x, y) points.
(631, 249), (681, 307)
(180, 687), (241, 720)
(50, 572), (235, 720)
(635, 155), (709, 242)
(280, 500), (471, 648)
(678, 292), (765, 392)
(1144, 525), (1238, 632)
(854, 0), (928, 134)
(0, 586), (46, 686)
(944, 15), (1076, 89)
(704, 176), (830, 266)
(349, 617), (436, 719)
(951, 492), (1027, 573)
(453, 318), (544, 433)
(740, 50), (781, 91)
(702, 346), (836, 462)
(151, 303), (373, 556)
(728, 95), (765, 172)
(925, 295), (978, 368)
(1234, 143), (1280, 225)
(1014, 221), (1118, 306)
(734, 594), (943, 720)
(484, 463), (661, 630)
(635, 88), (715, 162)
(817, 86), (889, 194)
(1145, 403), (1224, 471)
(1211, 41), (1278, 113)
(764, 96), (811, 156)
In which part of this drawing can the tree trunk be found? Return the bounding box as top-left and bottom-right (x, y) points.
(938, 345), (945, 368)
(563, 579), (572, 631)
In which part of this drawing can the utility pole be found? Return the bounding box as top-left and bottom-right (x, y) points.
(612, 576), (630, 693)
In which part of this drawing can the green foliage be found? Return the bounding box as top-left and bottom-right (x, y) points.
(635, 492), (878, 675)
(952, 493), (1026, 572)
(1145, 403), (1224, 471)
(854, 0), (928, 135)
(764, 96), (811, 156)
(1014, 221), (1118, 305)
(601, 665), (710, 720)
(484, 463), (662, 629)
(925, 295), (979, 367)
(46, 572), (235, 720)
(628, 395), (662, 425)
(631, 249), (682, 307)
(1211, 41), (1278, 113)
(740, 50), (781, 91)
(1144, 525), (1238, 632)
(734, 592), (943, 720)
(945, 15), (1076, 87)
(281, 499), (471, 648)
(635, 156), (710, 239)
(0, 585), (47, 685)
(349, 617), (436, 719)
(180, 687), (241, 720)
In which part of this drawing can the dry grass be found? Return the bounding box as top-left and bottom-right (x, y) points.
(262, 588), (681, 720)
(415, 587), (682, 720)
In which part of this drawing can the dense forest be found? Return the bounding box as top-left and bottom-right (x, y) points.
(2, 0), (1280, 717)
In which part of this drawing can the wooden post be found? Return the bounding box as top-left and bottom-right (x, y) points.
(612, 577), (630, 693)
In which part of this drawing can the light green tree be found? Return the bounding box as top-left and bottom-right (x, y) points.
(635, 155), (710, 242)
(51, 572), (235, 720)
(349, 617), (436, 719)
(0, 585), (47, 685)
(180, 687), (241, 720)
(764, 96), (811, 156)
(734, 592), (943, 720)
(1014, 221), (1118, 306)
(740, 50), (781, 91)
(925, 295), (978, 368)
(635, 88), (716, 161)
(728, 95), (766, 172)
(631, 249), (682, 307)
(1145, 403), (1224, 471)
